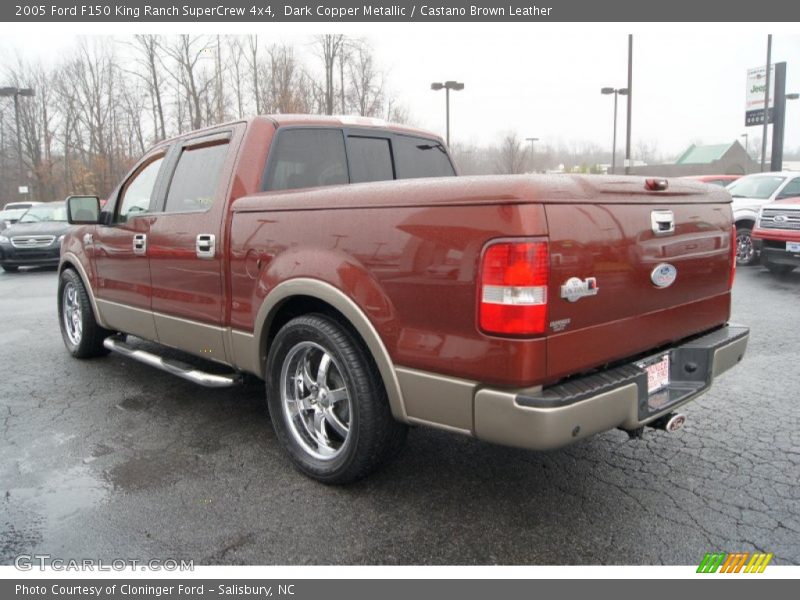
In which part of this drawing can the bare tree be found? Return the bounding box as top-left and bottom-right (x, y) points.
(129, 35), (166, 141)
(164, 35), (213, 130)
(635, 138), (661, 165)
(0, 34), (413, 201)
(227, 37), (247, 119)
(5, 58), (58, 200)
(268, 44), (313, 114)
(347, 43), (384, 117)
(496, 133), (526, 174)
(314, 34), (345, 115)
(245, 35), (262, 114)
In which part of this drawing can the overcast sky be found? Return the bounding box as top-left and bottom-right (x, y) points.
(1, 24), (798, 159)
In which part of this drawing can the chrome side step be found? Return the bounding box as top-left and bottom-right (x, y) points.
(103, 336), (242, 388)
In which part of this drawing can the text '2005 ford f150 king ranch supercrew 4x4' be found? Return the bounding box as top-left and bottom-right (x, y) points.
(58, 115), (749, 483)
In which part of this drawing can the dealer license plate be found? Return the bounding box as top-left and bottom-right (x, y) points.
(786, 241), (800, 253)
(636, 353), (670, 394)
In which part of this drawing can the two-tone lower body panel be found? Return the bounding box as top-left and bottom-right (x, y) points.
(398, 325), (749, 451)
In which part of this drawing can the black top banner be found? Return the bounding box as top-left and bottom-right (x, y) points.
(4, 0), (800, 22)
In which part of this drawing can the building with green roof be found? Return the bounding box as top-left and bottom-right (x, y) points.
(626, 140), (758, 177)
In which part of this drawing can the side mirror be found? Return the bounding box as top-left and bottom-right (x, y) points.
(66, 195), (101, 224)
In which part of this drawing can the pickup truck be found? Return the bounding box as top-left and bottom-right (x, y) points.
(726, 171), (800, 266)
(58, 115), (749, 483)
(752, 196), (800, 274)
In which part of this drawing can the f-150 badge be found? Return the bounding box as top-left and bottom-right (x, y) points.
(560, 276), (599, 302)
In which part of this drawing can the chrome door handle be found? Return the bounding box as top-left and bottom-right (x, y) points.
(132, 234), (147, 255)
(196, 234), (215, 259)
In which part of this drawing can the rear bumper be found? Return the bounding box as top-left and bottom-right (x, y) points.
(474, 325), (748, 450)
(398, 325), (749, 451)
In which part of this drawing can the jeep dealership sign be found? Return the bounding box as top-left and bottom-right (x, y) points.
(745, 65), (776, 126)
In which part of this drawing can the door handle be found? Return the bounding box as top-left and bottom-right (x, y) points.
(196, 234), (215, 259)
(651, 210), (675, 235)
(132, 234), (147, 255)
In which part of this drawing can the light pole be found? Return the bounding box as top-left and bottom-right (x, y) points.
(601, 87), (629, 174)
(525, 137), (539, 172)
(0, 86), (35, 195)
(625, 34), (633, 175)
(431, 80), (464, 147)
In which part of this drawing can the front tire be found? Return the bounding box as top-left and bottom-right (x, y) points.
(58, 268), (113, 358)
(266, 314), (407, 484)
(736, 226), (758, 266)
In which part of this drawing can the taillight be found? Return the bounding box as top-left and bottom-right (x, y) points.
(729, 225), (737, 289)
(479, 240), (549, 335)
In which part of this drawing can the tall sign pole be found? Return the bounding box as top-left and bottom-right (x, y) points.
(760, 34), (772, 171)
(770, 62), (787, 172)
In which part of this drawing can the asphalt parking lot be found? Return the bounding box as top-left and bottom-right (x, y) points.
(1, 265), (798, 566)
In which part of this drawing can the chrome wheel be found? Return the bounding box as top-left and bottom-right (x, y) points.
(736, 229), (755, 265)
(62, 282), (83, 346)
(280, 341), (352, 460)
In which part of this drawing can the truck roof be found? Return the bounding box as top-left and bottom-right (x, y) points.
(266, 114), (442, 140)
(156, 115), (443, 148)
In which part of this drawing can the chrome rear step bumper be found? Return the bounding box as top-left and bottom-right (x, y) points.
(103, 336), (242, 388)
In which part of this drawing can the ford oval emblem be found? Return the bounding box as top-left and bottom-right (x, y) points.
(651, 263), (677, 288)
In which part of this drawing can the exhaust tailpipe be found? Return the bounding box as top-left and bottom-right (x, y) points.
(648, 412), (686, 433)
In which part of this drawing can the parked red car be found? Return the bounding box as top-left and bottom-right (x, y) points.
(57, 115), (749, 482)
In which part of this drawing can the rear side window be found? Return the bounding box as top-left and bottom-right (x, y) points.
(263, 129), (349, 191)
(394, 136), (455, 179)
(348, 137), (394, 183)
(164, 142), (229, 213)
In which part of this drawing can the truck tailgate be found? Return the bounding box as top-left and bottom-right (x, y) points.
(544, 181), (733, 381)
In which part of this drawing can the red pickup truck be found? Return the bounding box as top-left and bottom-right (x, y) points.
(58, 115), (749, 483)
(752, 196), (800, 274)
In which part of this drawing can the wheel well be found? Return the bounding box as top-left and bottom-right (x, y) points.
(265, 295), (366, 356)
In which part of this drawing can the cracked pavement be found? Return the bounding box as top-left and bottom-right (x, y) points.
(0, 266), (798, 565)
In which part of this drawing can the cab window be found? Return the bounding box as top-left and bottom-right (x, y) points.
(117, 155), (165, 223)
(394, 135), (455, 179)
(262, 129), (349, 191)
(348, 136), (394, 183)
(163, 142), (229, 213)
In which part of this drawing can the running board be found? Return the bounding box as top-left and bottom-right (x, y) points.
(103, 336), (243, 388)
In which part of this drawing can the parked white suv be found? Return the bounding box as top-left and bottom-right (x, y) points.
(727, 172), (800, 265)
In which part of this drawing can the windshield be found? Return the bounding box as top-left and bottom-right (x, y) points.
(19, 203), (67, 223)
(1, 209), (27, 220)
(727, 175), (785, 199)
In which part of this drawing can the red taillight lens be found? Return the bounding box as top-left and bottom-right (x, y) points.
(479, 240), (549, 335)
(729, 225), (737, 289)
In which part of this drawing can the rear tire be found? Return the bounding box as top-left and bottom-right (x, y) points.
(58, 268), (113, 358)
(736, 226), (758, 266)
(2, 265), (19, 272)
(266, 313), (407, 484)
